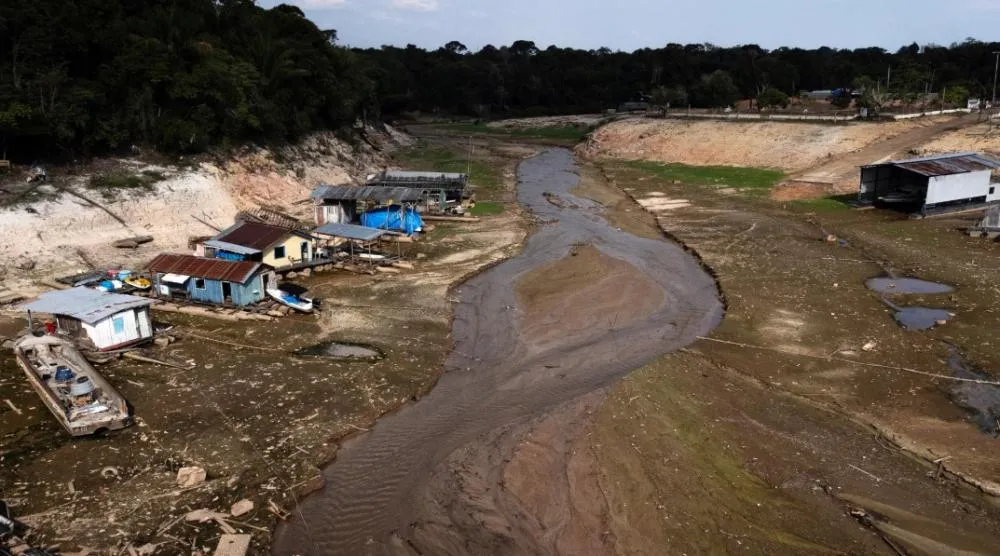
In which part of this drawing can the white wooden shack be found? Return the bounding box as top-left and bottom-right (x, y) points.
(21, 287), (157, 351)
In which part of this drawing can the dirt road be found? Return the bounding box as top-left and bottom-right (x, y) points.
(271, 149), (724, 554)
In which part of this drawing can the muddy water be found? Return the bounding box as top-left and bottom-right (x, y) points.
(272, 149), (723, 554)
(865, 276), (955, 295)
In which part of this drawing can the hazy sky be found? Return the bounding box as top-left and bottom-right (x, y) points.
(259, 0), (999, 51)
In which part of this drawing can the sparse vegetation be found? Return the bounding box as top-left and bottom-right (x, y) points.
(87, 170), (165, 197)
(789, 194), (856, 212)
(468, 201), (504, 216)
(446, 123), (590, 143)
(396, 145), (502, 190)
(625, 161), (784, 191)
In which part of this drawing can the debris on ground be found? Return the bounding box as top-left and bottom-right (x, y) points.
(230, 500), (254, 517)
(176, 466), (206, 488)
(212, 534), (251, 556)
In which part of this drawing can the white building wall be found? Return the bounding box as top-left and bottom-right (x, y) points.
(925, 171), (991, 205)
(81, 308), (153, 350)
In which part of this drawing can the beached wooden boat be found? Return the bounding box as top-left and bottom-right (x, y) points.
(267, 288), (313, 313)
(12, 334), (133, 436)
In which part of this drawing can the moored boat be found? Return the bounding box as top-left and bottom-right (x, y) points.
(267, 288), (314, 313)
(12, 334), (133, 436)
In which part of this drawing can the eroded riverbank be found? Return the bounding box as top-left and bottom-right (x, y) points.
(272, 149), (724, 554)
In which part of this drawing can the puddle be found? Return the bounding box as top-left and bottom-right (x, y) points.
(880, 297), (952, 331)
(294, 342), (383, 361)
(866, 277), (954, 295)
(893, 307), (952, 330)
(947, 348), (1000, 438)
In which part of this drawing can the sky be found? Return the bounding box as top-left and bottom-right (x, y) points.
(258, 0), (999, 52)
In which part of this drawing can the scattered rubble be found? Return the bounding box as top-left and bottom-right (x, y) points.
(229, 500), (254, 518)
(175, 466), (206, 488)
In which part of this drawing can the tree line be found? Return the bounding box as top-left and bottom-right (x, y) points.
(1, 0), (999, 159)
(0, 0), (373, 160)
(360, 39), (1000, 118)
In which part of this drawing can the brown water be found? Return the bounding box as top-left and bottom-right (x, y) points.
(271, 148), (723, 554)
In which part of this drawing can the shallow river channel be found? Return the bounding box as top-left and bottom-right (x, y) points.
(272, 149), (724, 554)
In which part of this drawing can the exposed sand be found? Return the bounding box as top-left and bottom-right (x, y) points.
(0, 127), (406, 294)
(584, 117), (957, 171)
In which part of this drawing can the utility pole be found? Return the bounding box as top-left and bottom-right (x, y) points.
(992, 51), (1000, 107)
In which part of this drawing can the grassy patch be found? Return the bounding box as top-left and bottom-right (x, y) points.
(625, 161), (784, 191)
(396, 145), (501, 190)
(88, 170), (166, 197)
(446, 123), (589, 143)
(468, 201), (504, 216)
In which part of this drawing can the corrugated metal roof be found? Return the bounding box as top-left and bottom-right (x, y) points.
(21, 287), (156, 324)
(865, 152), (1000, 177)
(310, 185), (423, 202)
(382, 171), (466, 180)
(211, 221), (308, 251)
(202, 239), (262, 255)
(313, 222), (388, 241)
(366, 171), (468, 190)
(146, 254), (263, 284)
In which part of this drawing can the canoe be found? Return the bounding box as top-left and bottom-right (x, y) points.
(12, 335), (133, 436)
(124, 276), (151, 290)
(267, 288), (314, 313)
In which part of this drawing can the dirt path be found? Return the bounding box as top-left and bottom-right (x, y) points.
(780, 114), (979, 193)
(271, 149), (724, 554)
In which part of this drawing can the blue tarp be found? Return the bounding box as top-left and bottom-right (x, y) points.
(360, 205), (424, 235)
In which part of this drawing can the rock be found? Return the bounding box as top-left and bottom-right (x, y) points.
(861, 341), (877, 352)
(184, 508), (228, 523)
(286, 271), (298, 279)
(14, 258), (35, 271)
(416, 253), (427, 260)
(673, 180), (682, 184)
(176, 466), (206, 488)
(935, 319), (948, 326)
(230, 499), (254, 517)
(300, 268), (311, 277)
(153, 337), (171, 348)
(266, 310), (284, 318)
(279, 306), (292, 315)
(825, 234), (838, 243)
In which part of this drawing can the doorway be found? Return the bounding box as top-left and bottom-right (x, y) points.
(222, 282), (232, 303)
(301, 241), (310, 261)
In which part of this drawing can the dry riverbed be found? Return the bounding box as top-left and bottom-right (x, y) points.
(582, 158), (1000, 554)
(0, 141), (530, 554)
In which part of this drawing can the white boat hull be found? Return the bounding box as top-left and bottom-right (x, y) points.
(267, 289), (314, 313)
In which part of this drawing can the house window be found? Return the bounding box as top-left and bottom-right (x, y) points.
(112, 316), (125, 335)
(991, 187), (996, 196)
(195, 278), (206, 289)
(274, 246), (286, 259)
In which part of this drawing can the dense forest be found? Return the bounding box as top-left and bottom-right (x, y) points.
(0, 0), (373, 159)
(363, 39), (1000, 118)
(1, 0), (999, 159)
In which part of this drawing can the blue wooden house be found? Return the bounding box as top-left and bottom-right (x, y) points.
(146, 254), (274, 307)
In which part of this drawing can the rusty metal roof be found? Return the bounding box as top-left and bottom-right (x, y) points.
(211, 221), (309, 251)
(146, 254), (264, 284)
(865, 152), (1000, 177)
(310, 184), (423, 202)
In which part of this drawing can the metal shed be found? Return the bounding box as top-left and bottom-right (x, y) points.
(21, 288), (157, 351)
(857, 152), (1000, 216)
(146, 254), (273, 306)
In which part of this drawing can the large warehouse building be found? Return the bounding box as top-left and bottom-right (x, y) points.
(857, 152), (1000, 216)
